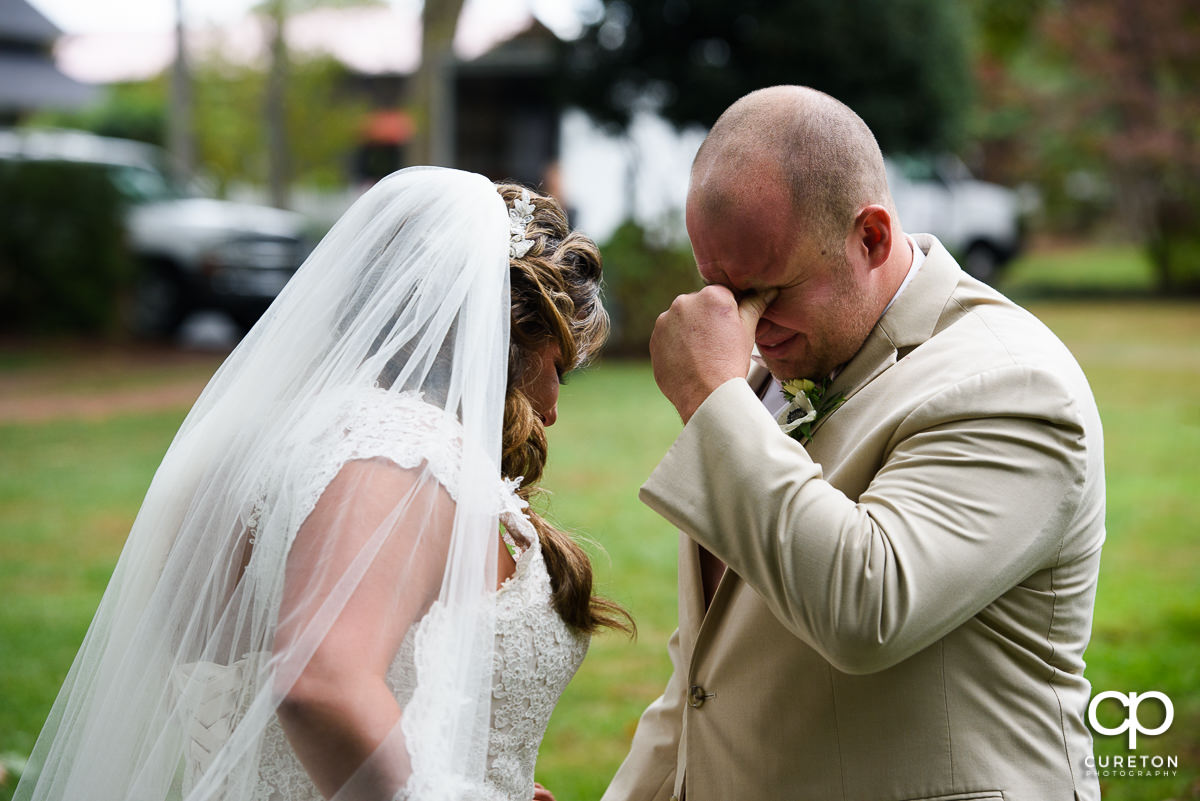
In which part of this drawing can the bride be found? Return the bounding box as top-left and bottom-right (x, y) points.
(14, 166), (630, 801)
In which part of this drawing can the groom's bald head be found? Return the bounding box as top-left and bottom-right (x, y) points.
(688, 86), (895, 252)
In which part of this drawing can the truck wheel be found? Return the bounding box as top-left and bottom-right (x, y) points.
(963, 242), (1002, 284)
(131, 266), (187, 337)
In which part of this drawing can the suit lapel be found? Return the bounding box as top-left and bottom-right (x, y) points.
(679, 535), (707, 644)
(873, 234), (964, 356)
(692, 545), (737, 657)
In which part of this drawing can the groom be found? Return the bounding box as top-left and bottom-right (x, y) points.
(603, 86), (1104, 800)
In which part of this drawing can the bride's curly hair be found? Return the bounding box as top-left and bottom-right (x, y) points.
(495, 182), (633, 635)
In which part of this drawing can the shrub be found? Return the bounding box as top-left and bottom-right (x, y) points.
(1148, 185), (1200, 294)
(0, 160), (135, 335)
(600, 220), (701, 358)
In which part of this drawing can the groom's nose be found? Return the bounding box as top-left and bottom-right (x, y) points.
(756, 315), (792, 341)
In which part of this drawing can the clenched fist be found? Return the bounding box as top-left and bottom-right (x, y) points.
(649, 285), (775, 423)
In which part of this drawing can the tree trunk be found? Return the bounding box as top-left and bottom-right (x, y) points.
(408, 0), (466, 166)
(167, 0), (194, 184)
(264, 0), (291, 209)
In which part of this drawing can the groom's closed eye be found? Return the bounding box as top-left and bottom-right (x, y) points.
(730, 286), (778, 307)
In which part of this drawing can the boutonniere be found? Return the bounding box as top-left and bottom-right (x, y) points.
(776, 377), (845, 444)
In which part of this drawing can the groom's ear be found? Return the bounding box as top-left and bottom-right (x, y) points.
(852, 205), (893, 270)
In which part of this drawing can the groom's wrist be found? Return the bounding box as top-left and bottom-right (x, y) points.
(676, 377), (746, 425)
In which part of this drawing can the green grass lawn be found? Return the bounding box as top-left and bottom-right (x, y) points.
(1000, 240), (1161, 300)
(1, 244), (1197, 800)
(538, 301), (1200, 800)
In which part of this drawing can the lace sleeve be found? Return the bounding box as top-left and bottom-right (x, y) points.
(295, 389), (467, 521)
(302, 387), (534, 556)
(242, 389), (466, 587)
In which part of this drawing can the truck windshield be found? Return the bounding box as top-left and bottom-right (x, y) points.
(107, 164), (188, 204)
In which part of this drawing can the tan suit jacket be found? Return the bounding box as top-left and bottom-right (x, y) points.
(602, 236), (1104, 801)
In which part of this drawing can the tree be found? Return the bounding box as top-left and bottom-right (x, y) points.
(192, 51), (365, 197)
(408, 0), (467, 166)
(247, 0), (467, 202)
(1047, 0), (1200, 291)
(259, 0), (292, 208)
(167, 0), (195, 183)
(31, 80), (168, 145)
(251, 0), (386, 207)
(964, 0), (1087, 214)
(558, 0), (974, 155)
(969, 0), (1200, 291)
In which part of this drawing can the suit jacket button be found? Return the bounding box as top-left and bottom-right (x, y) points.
(688, 684), (708, 708)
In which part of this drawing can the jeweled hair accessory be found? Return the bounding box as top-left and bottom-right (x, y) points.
(508, 188), (536, 258)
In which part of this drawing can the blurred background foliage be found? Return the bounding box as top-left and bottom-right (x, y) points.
(563, 0), (1200, 295)
(967, 0), (1200, 292)
(190, 52), (366, 196)
(599, 219), (700, 357)
(34, 55), (366, 197)
(0, 161), (134, 335)
(2, 0), (1199, 357)
(32, 79), (168, 146)
(559, 0), (974, 154)
(12, 0), (1200, 345)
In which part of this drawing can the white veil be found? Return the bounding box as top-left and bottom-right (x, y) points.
(16, 167), (518, 800)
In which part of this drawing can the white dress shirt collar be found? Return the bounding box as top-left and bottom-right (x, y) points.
(881, 234), (925, 317)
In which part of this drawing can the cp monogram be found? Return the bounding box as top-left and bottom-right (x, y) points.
(1088, 691), (1174, 749)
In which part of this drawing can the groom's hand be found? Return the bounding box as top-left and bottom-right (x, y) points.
(649, 285), (775, 423)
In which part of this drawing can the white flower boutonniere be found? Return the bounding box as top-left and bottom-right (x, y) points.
(776, 377), (845, 444)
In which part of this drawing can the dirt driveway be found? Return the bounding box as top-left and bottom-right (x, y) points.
(0, 342), (226, 424)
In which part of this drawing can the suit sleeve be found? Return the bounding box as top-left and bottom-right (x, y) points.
(600, 627), (686, 801)
(639, 371), (1089, 675)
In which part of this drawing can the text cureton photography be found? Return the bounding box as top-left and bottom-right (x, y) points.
(1086, 690), (1181, 781)
(1085, 754), (1179, 779)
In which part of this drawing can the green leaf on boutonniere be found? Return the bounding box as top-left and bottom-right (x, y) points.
(776, 377), (845, 445)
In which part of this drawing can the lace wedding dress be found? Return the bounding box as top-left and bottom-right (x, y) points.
(15, 167), (601, 801)
(181, 388), (589, 801)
